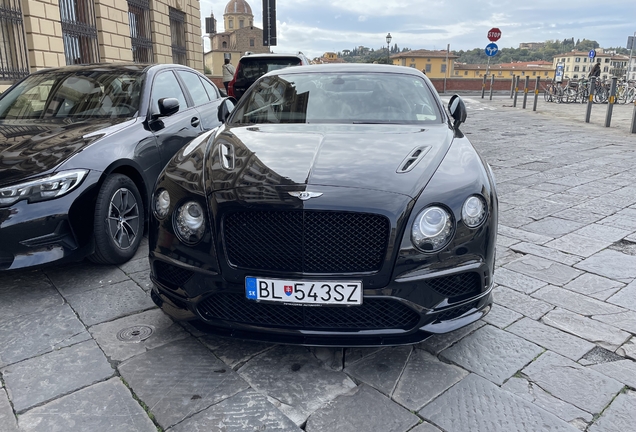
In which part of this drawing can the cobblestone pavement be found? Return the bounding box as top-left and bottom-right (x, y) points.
(1, 97), (635, 432)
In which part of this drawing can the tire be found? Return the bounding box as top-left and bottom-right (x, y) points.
(89, 174), (144, 265)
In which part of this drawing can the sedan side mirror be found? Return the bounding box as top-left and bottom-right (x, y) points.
(157, 98), (179, 117)
(218, 97), (237, 123)
(447, 94), (467, 130)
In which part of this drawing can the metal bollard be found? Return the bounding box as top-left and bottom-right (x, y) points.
(605, 77), (618, 127)
(585, 77), (596, 123)
(481, 74), (487, 99)
(510, 75), (515, 98)
(513, 76), (520, 107)
(533, 76), (540, 111)
(631, 100), (636, 133)
(522, 76), (530, 109)
(489, 75), (495, 100)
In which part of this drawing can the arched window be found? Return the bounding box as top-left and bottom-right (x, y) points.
(222, 41), (227, 48)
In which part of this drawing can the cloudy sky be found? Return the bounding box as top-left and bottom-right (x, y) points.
(200, 0), (635, 58)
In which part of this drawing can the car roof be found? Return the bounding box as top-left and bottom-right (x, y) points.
(28, 63), (201, 76)
(265, 63), (424, 77)
(241, 53), (306, 59)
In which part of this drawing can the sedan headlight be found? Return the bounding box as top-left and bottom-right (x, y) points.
(174, 201), (205, 244)
(412, 206), (453, 252)
(0, 169), (88, 206)
(154, 189), (171, 219)
(462, 195), (487, 228)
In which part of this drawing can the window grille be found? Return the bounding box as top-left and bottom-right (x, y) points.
(169, 8), (186, 65)
(128, 0), (153, 62)
(0, 0), (29, 81)
(59, 0), (100, 65)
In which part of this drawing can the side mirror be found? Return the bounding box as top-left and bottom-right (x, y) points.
(217, 97), (237, 123)
(157, 98), (179, 117)
(447, 94), (467, 130)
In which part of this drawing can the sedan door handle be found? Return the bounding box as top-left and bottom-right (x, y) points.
(191, 117), (200, 127)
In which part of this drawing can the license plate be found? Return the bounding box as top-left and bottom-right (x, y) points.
(245, 277), (362, 305)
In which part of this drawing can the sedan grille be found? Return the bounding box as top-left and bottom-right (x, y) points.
(197, 293), (420, 330)
(153, 262), (194, 290)
(223, 210), (390, 273)
(427, 272), (481, 299)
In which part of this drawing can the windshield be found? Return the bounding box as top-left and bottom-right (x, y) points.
(230, 72), (442, 125)
(236, 57), (302, 81)
(0, 70), (144, 120)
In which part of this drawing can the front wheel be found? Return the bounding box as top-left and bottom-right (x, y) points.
(89, 174), (144, 265)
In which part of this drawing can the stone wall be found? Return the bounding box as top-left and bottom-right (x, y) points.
(21, 0), (65, 71)
(94, 0), (133, 62)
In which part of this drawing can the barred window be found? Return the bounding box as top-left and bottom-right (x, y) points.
(169, 8), (186, 65)
(128, 0), (153, 63)
(59, 0), (100, 65)
(0, 0), (29, 82)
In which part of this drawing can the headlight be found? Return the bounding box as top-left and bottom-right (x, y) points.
(0, 169), (88, 206)
(154, 189), (171, 219)
(462, 195), (487, 228)
(174, 201), (205, 244)
(412, 206), (453, 252)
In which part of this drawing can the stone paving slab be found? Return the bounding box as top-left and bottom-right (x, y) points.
(617, 338), (636, 360)
(507, 317), (594, 361)
(410, 422), (443, 432)
(89, 308), (190, 363)
(501, 377), (592, 430)
(17, 378), (157, 432)
(392, 349), (467, 411)
(494, 267), (547, 294)
(44, 264), (129, 297)
(199, 335), (275, 370)
(65, 280), (155, 326)
(572, 224), (633, 243)
(590, 359), (636, 389)
(417, 320), (485, 355)
(562, 273), (624, 301)
(574, 250), (636, 283)
(237, 345), (356, 426)
(521, 351), (623, 414)
(532, 285), (627, 316)
(419, 373), (580, 432)
(0, 304), (89, 368)
(509, 242), (582, 266)
(2, 340), (113, 413)
(0, 282), (64, 323)
(0, 388), (19, 432)
(592, 310), (636, 334)
(440, 325), (543, 385)
(167, 389), (302, 432)
(118, 338), (249, 429)
(521, 217), (584, 237)
(545, 233), (613, 258)
(606, 281), (636, 311)
(481, 303), (523, 329)
(505, 255), (583, 286)
(588, 390), (636, 432)
(305, 384), (419, 432)
(541, 308), (631, 351)
(343, 346), (411, 396)
(493, 285), (554, 320)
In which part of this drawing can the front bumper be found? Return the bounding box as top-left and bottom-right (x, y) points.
(150, 252), (493, 346)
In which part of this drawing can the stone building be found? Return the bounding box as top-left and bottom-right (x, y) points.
(552, 49), (630, 81)
(0, 0), (204, 92)
(203, 0), (268, 77)
(390, 50), (458, 79)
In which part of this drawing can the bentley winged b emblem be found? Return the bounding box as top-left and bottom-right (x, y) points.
(288, 191), (323, 201)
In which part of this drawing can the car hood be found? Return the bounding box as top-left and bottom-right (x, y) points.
(207, 123), (454, 198)
(0, 118), (133, 187)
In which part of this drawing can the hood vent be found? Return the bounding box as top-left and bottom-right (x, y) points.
(397, 146), (431, 173)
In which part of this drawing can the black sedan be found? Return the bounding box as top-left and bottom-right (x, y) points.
(0, 63), (228, 270)
(149, 64), (498, 345)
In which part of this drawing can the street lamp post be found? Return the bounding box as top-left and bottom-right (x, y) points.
(386, 33), (392, 64)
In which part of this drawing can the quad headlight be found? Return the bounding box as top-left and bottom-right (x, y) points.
(412, 206), (453, 252)
(0, 169), (88, 206)
(153, 189), (171, 219)
(174, 201), (205, 244)
(462, 195), (487, 228)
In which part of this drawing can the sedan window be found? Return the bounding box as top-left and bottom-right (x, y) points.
(231, 73), (442, 125)
(200, 77), (220, 101)
(177, 70), (210, 106)
(151, 71), (188, 113)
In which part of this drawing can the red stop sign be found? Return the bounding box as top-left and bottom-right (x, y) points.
(488, 28), (501, 42)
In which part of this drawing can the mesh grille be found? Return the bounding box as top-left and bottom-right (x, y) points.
(427, 272), (481, 299)
(153, 262), (194, 289)
(223, 210), (390, 273)
(197, 293), (420, 330)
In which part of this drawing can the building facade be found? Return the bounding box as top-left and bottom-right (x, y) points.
(0, 0), (204, 92)
(390, 50), (458, 79)
(203, 0), (268, 78)
(453, 61), (553, 80)
(551, 49), (630, 81)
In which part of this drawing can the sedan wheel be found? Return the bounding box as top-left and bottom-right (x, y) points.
(89, 174), (144, 264)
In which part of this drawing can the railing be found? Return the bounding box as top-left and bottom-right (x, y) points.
(169, 8), (186, 65)
(128, 0), (153, 63)
(0, 0), (29, 81)
(59, 0), (100, 65)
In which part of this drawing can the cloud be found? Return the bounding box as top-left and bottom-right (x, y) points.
(358, 16), (367, 22)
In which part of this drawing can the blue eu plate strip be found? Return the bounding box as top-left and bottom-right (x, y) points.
(246, 277), (258, 300)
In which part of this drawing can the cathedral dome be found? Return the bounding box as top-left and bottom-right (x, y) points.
(224, 0), (252, 15)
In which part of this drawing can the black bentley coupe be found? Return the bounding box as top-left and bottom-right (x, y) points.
(0, 63), (228, 270)
(149, 64), (498, 345)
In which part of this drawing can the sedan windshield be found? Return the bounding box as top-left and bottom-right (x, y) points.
(230, 72), (442, 125)
(0, 70), (144, 120)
